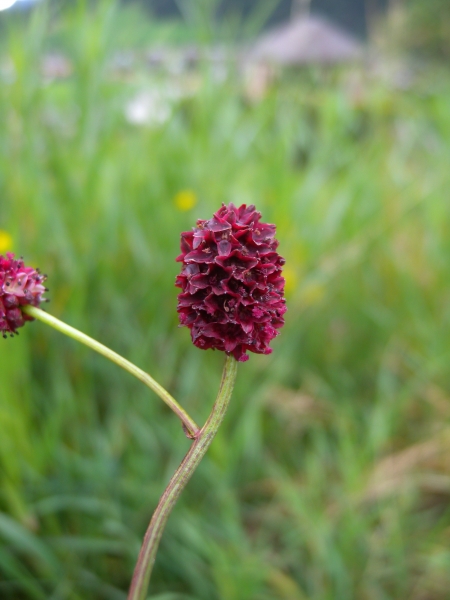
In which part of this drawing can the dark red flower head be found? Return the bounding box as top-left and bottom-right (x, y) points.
(0, 253), (48, 338)
(176, 203), (286, 362)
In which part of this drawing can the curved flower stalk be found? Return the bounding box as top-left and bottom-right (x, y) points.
(23, 305), (199, 438)
(0, 253), (199, 435)
(127, 355), (237, 600)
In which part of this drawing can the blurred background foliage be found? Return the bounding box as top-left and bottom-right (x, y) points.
(1, 0), (450, 599)
(390, 0), (450, 61)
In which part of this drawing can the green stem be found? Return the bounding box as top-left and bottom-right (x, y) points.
(23, 306), (199, 438)
(127, 355), (238, 600)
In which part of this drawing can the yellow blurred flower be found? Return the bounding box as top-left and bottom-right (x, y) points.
(301, 281), (326, 307)
(174, 189), (197, 211)
(0, 230), (12, 253)
(283, 266), (298, 297)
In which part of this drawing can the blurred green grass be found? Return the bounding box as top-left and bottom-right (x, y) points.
(1, 2), (450, 599)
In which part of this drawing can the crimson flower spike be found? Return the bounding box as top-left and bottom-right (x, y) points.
(176, 203), (287, 361)
(0, 253), (48, 338)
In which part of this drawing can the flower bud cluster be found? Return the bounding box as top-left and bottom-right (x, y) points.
(0, 253), (47, 337)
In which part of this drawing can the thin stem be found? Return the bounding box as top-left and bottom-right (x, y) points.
(127, 355), (238, 600)
(23, 306), (199, 438)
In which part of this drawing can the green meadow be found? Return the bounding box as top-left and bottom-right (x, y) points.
(1, 2), (450, 599)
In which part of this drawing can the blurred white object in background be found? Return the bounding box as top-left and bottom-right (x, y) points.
(0, 0), (42, 10)
(0, 0), (17, 9)
(124, 84), (186, 127)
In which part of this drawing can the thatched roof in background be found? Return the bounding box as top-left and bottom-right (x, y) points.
(248, 15), (363, 66)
